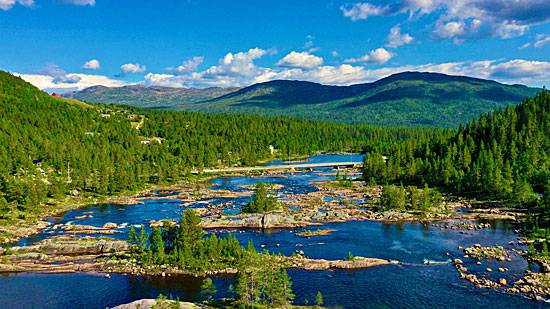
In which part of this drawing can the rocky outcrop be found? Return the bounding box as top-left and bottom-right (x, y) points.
(202, 210), (352, 229)
(463, 245), (509, 260)
(56, 224), (123, 235)
(202, 213), (320, 229)
(0, 236), (128, 274)
(290, 256), (390, 270)
(111, 299), (201, 309)
(507, 271), (550, 301)
(0, 220), (52, 245)
(8, 236), (128, 256)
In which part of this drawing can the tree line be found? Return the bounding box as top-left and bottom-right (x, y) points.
(363, 91), (550, 225)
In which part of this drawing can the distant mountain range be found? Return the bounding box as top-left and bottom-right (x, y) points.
(63, 72), (540, 128)
(63, 84), (242, 109)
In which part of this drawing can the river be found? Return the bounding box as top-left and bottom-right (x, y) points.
(0, 155), (545, 308)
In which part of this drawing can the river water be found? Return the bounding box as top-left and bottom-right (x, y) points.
(0, 155), (546, 308)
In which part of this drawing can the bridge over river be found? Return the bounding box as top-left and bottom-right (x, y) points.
(193, 161), (362, 174)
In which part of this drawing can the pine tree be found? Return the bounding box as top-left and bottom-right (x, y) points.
(150, 227), (165, 264)
(128, 225), (138, 250)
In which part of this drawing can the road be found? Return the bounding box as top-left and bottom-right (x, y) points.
(194, 161), (362, 174)
(135, 116), (145, 130)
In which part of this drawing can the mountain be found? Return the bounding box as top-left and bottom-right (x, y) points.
(64, 72), (540, 128)
(63, 84), (241, 109)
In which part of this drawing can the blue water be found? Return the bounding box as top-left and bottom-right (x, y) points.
(1, 155), (545, 308)
(263, 154), (365, 166)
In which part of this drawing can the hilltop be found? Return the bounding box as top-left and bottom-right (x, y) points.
(64, 72), (540, 128)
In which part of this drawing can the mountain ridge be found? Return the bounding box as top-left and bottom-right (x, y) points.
(64, 71), (541, 128)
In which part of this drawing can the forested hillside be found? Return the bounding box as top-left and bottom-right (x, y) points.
(64, 72), (539, 128)
(363, 90), (550, 208)
(0, 71), (439, 217)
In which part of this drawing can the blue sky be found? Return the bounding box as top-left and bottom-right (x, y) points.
(2, 0), (550, 92)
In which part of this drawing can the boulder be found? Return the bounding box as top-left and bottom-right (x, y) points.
(241, 215), (262, 228)
(499, 278), (507, 286)
(102, 222), (118, 229)
(70, 190), (79, 197)
(262, 214), (281, 229)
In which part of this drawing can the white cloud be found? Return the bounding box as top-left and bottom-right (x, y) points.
(0, 0), (33, 10)
(165, 56), (204, 74)
(203, 48), (268, 77)
(0, 0), (94, 10)
(119, 63), (146, 76)
(490, 59), (550, 80)
(341, 1), (550, 41)
(82, 59), (100, 70)
(434, 21), (466, 39)
(331, 51), (339, 57)
(386, 24), (415, 48)
(341, 3), (391, 22)
(32, 65), (81, 83)
(345, 48), (396, 65)
(519, 42), (531, 50)
(276, 51), (324, 69)
(57, 0), (95, 5)
(144, 48), (271, 88)
(535, 36), (550, 48)
(16, 72), (125, 92)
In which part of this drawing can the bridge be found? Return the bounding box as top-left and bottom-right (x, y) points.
(193, 162), (362, 174)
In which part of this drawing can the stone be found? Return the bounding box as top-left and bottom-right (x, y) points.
(498, 268), (505, 272)
(486, 268), (492, 272)
(70, 190), (79, 197)
(499, 278), (507, 286)
(105, 274), (111, 279)
(454, 259), (463, 264)
(262, 214), (281, 228)
(102, 222), (118, 229)
(474, 244), (481, 249)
